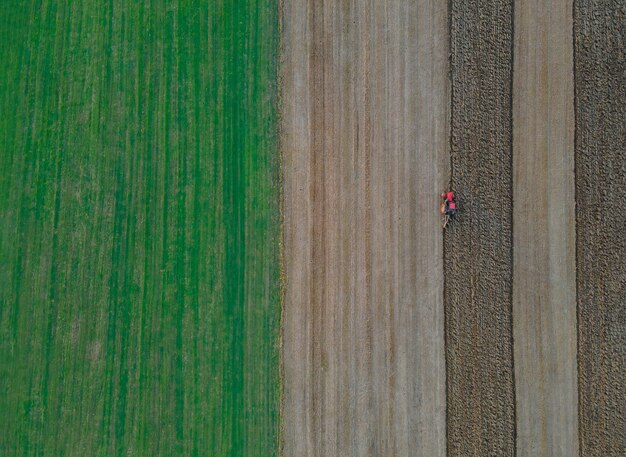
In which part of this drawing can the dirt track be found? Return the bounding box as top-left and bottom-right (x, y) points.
(281, 0), (449, 455)
(575, 1), (626, 454)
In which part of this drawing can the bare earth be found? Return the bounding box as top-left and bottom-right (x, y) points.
(513, 0), (578, 454)
(445, 0), (516, 454)
(575, 1), (626, 454)
(281, 0), (449, 455)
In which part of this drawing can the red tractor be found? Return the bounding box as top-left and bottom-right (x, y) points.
(440, 191), (458, 228)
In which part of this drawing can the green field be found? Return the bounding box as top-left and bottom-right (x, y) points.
(0, 1), (280, 456)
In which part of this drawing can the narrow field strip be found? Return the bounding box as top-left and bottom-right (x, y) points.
(512, 0), (578, 454)
(0, 2), (280, 456)
(445, 0), (516, 455)
(281, 0), (448, 455)
(574, 1), (626, 454)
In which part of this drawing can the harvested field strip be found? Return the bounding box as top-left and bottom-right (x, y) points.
(512, 0), (578, 454)
(446, 0), (515, 455)
(0, 2), (280, 456)
(281, 0), (448, 455)
(574, 0), (626, 454)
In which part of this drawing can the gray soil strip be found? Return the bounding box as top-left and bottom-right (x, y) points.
(574, 1), (626, 455)
(512, 0), (578, 454)
(445, 0), (516, 455)
(281, 0), (449, 455)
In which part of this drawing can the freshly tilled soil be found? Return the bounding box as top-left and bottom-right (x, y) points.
(574, 1), (626, 454)
(445, 1), (516, 455)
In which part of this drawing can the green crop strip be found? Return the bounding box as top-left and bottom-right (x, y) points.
(0, 1), (280, 456)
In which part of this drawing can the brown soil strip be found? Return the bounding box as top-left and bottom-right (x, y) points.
(281, 0), (449, 455)
(445, 1), (516, 455)
(512, 0), (578, 454)
(574, 1), (626, 455)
